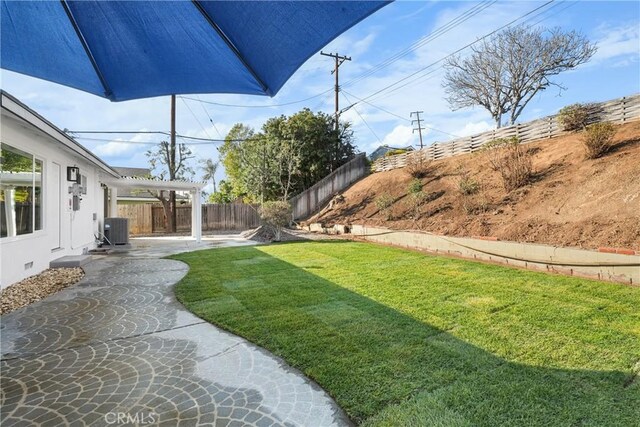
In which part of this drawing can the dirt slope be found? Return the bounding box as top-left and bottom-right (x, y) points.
(308, 121), (640, 251)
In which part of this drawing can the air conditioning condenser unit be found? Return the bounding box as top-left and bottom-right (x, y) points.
(104, 217), (129, 245)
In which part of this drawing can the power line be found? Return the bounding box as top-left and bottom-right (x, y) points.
(364, 2), (567, 104)
(195, 95), (223, 138)
(73, 135), (222, 145)
(341, 90), (460, 138)
(341, 91), (381, 144)
(68, 130), (224, 142)
(353, 0), (557, 104)
(343, 0), (497, 88)
(180, 96), (212, 140)
(371, 0), (568, 101)
(178, 89), (332, 109)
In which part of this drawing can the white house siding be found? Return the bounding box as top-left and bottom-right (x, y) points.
(1, 110), (107, 287)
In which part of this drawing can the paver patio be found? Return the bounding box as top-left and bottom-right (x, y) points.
(0, 237), (350, 426)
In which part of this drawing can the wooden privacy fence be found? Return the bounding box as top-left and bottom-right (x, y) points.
(372, 93), (640, 172)
(117, 203), (260, 235)
(289, 153), (369, 220)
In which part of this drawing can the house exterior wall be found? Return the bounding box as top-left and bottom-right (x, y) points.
(1, 113), (105, 287)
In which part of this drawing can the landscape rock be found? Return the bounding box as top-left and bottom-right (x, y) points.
(0, 268), (84, 315)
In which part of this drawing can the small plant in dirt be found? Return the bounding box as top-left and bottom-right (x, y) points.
(456, 165), (487, 214)
(375, 193), (394, 220)
(557, 103), (595, 131)
(405, 152), (431, 178)
(461, 186), (490, 215)
(456, 166), (479, 195)
(408, 178), (423, 195)
(259, 201), (292, 242)
(406, 179), (427, 220)
(483, 137), (532, 192)
(582, 122), (617, 159)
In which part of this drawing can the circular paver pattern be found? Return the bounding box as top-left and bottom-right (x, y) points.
(1, 255), (349, 427)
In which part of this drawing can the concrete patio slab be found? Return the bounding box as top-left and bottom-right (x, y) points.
(1, 235), (350, 426)
(50, 254), (93, 268)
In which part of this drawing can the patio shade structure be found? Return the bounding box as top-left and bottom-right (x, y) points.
(1, 0), (391, 102)
(103, 176), (206, 242)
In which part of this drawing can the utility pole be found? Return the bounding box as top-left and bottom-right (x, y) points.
(170, 94), (177, 232)
(410, 110), (425, 149)
(321, 51), (351, 130)
(321, 51), (351, 172)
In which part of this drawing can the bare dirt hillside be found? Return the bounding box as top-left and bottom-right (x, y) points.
(308, 121), (640, 251)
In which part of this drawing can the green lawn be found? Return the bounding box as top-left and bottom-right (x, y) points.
(172, 241), (640, 426)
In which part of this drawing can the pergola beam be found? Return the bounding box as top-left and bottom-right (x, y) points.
(103, 177), (206, 242)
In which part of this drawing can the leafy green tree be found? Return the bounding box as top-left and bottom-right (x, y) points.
(217, 109), (356, 203)
(218, 123), (253, 200)
(208, 180), (236, 203)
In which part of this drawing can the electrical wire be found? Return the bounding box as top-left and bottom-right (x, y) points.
(73, 135), (221, 145)
(180, 96), (212, 139)
(178, 88), (332, 108)
(367, 0), (571, 102)
(343, 0), (497, 88)
(342, 90), (461, 138)
(341, 91), (382, 144)
(352, 0), (557, 104)
(68, 130), (224, 142)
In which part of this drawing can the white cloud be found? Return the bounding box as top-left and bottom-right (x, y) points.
(93, 131), (155, 158)
(457, 121), (493, 137)
(592, 22), (640, 63)
(93, 140), (137, 157)
(381, 124), (416, 147)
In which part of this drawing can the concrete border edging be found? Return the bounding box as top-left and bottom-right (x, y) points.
(342, 225), (639, 285)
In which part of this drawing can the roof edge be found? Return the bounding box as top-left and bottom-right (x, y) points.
(1, 90), (121, 178)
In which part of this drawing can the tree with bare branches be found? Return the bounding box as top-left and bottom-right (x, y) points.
(146, 141), (194, 232)
(443, 25), (597, 128)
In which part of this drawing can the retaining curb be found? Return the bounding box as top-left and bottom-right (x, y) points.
(304, 223), (639, 285)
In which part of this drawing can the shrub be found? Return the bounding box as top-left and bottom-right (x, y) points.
(406, 179), (426, 220)
(456, 167), (479, 195)
(259, 201), (292, 242)
(483, 137), (532, 192)
(405, 152), (431, 178)
(384, 149), (409, 157)
(408, 178), (423, 195)
(375, 193), (394, 220)
(558, 103), (594, 131)
(582, 122), (617, 159)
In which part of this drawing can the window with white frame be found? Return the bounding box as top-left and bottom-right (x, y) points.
(0, 143), (43, 238)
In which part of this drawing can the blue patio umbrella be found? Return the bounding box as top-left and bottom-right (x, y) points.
(1, 0), (390, 102)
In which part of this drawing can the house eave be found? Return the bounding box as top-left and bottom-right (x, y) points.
(1, 90), (120, 179)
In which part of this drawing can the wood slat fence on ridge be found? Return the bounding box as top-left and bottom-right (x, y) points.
(372, 93), (640, 173)
(289, 153), (369, 220)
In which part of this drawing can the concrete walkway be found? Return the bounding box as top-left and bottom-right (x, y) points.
(0, 237), (350, 426)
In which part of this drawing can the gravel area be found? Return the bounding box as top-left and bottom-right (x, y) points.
(0, 268), (84, 315)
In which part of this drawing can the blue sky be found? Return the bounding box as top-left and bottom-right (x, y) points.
(2, 1), (638, 191)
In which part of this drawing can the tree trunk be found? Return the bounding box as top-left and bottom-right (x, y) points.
(170, 190), (177, 232)
(159, 196), (173, 232)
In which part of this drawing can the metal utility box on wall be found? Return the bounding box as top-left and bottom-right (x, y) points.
(104, 218), (129, 245)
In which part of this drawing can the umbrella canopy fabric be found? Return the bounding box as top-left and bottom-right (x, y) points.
(1, 0), (390, 102)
